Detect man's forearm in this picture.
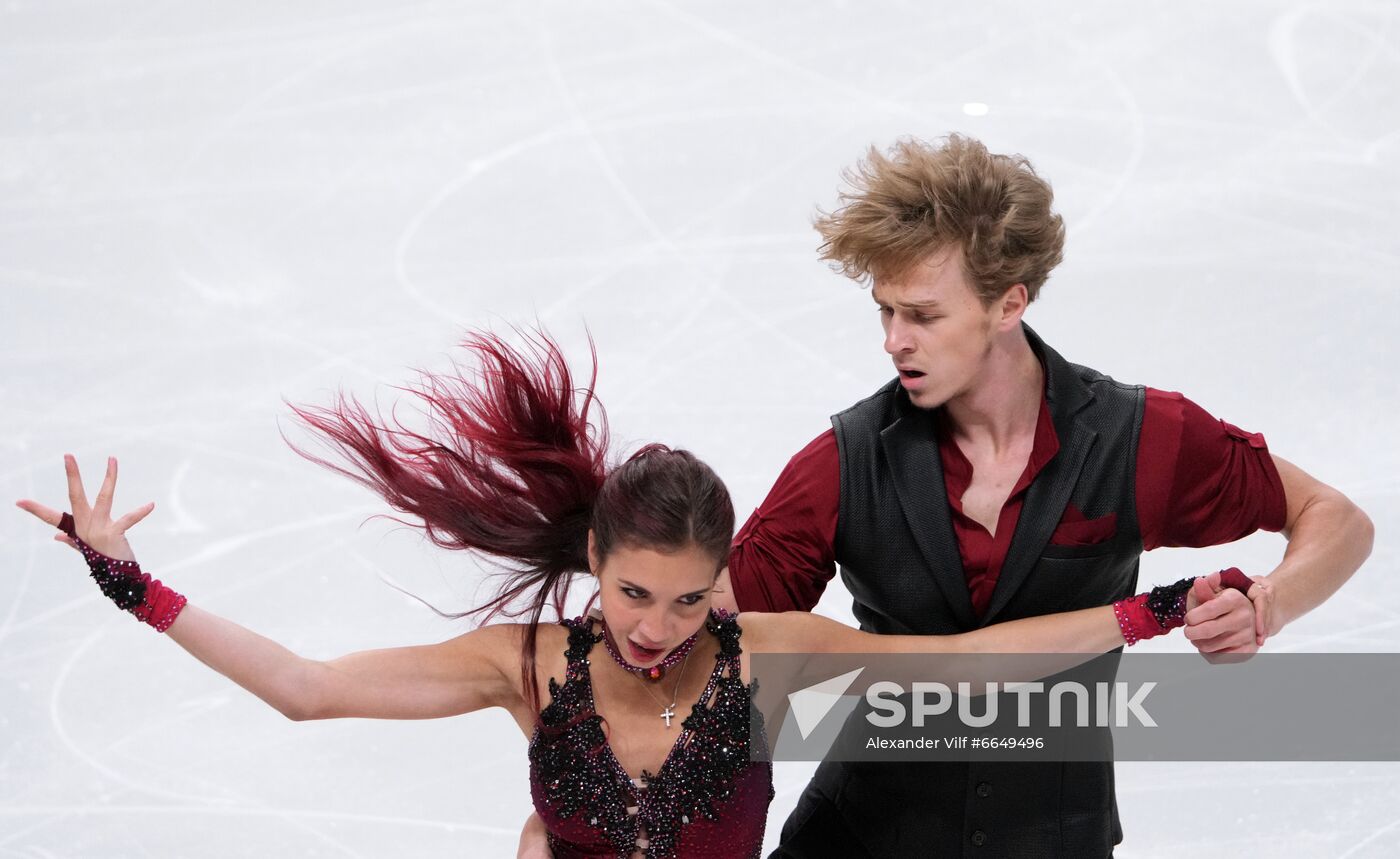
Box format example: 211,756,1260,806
1265,488,1374,635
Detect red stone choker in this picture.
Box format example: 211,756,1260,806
599,619,702,682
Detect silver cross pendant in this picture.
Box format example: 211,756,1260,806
660,705,675,728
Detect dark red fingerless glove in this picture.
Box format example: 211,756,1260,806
58,512,187,632
1113,568,1254,646
1217,567,1254,593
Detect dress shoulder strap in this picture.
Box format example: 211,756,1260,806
558,615,602,680
706,608,744,673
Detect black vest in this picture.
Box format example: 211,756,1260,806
815,324,1146,858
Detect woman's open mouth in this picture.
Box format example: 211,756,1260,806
628,640,664,662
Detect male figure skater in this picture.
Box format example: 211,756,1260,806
714,134,1374,857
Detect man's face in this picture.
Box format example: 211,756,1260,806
873,247,1001,410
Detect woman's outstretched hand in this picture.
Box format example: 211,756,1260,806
15,454,154,561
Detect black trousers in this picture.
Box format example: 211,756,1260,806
768,780,875,859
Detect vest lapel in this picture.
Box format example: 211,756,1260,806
981,325,1098,626
880,404,979,630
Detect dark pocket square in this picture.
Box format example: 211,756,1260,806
1049,512,1118,546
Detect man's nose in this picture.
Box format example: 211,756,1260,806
884,317,913,355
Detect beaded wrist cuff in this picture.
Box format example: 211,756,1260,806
1114,572,1255,646
1112,577,1193,646
1145,577,1194,630
1113,595,1164,646
58,512,187,632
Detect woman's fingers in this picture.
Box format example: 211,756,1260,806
18,458,149,557
16,499,80,551
63,454,91,521
92,456,117,519
14,498,64,528
113,502,155,533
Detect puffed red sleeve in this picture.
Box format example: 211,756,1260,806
1136,388,1288,551
727,429,840,613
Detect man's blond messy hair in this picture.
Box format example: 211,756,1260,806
815,134,1065,305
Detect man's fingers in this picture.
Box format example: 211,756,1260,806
1184,588,1240,625
14,499,64,528
1201,646,1257,664
92,456,117,519
1184,600,1252,644
1186,603,1257,652
1214,643,1259,655
1254,597,1269,646
1188,627,1256,653
63,454,91,519
113,502,155,533
1184,618,1226,642
1198,643,1265,663
1244,579,1274,646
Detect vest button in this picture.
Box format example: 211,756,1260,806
971,830,987,846
976,781,992,798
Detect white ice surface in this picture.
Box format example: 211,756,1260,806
2,1,1398,856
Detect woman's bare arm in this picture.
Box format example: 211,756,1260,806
16,455,527,724
739,570,1261,658
745,604,1129,657
165,604,525,721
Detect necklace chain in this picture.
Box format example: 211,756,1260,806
633,647,692,729
597,616,701,729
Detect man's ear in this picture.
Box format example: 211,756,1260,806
997,283,1030,331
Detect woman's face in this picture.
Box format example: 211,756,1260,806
592,538,718,667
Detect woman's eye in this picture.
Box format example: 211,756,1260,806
679,595,704,606
621,587,645,600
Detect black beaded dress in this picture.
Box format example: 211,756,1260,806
527,609,773,858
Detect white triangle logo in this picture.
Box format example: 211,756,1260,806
787,667,866,740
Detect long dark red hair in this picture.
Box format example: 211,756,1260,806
282,327,733,711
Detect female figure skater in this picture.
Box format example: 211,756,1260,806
16,329,1258,859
